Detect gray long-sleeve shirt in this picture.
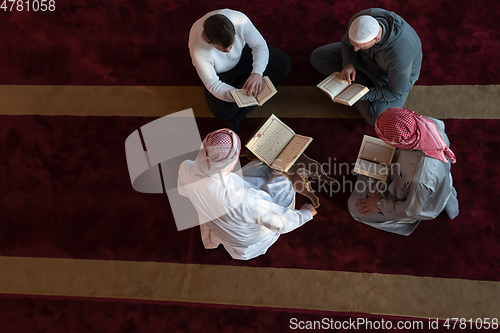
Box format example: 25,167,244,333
341,8,423,103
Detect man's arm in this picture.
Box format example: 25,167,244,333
340,28,367,84
240,13,269,76
191,55,237,102
379,179,438,220
240,12,269,96
247,196,315,234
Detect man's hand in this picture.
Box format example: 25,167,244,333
355,193,381,216
301,203,317,217
341,64,356,84
243,73,263,97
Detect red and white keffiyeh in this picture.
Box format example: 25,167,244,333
196,128,241,175
375,108,456,164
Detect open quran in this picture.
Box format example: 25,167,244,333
353,135,396,181
230,76,277,108
245,114,313,172
317,71,369,106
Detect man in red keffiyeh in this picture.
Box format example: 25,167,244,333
348,108,459,236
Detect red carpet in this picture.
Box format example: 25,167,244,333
1,116,499,281
1,0,499,330
0,0,499,86
0,294,489,333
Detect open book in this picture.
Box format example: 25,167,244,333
245,114,313,172
230,76,277,108
317,71,369,106
353,135,396,181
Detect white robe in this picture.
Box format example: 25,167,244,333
178,161,313,260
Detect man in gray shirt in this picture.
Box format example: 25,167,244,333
348,108,459,236
311,8,422,125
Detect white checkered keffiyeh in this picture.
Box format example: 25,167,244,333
196,128,241,175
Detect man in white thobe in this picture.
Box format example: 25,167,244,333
178,129,317,260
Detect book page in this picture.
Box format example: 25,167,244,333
360,141,394,165
271,135,313,172
246,115,296,166
255,76,277,105
334,84,369,105
317,72,349,99
354,158,389,181
230,89,259,108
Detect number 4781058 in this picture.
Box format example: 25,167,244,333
443,318,499,330
1,0,56,11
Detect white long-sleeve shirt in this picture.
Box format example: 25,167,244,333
178,161,313,260
188,9,269,102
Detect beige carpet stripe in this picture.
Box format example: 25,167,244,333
0,85,499,119
0,256,498,320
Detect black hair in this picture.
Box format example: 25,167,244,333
203,14,235,48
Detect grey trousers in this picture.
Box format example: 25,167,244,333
311,42,409,126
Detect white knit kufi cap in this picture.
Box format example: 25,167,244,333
348,15,379,43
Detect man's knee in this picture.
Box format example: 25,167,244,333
369,97,407,124
213,109,237,121
354,100,377,126
269,47,291,67
310,47,333,72
311,44,343,71
359,101,395,126
270,46,291,64
310,47,323,68
275,51,292,76
206,100,238,121
366,111,378,126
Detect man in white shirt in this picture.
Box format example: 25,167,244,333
189,9,292,133
178,129,316,260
